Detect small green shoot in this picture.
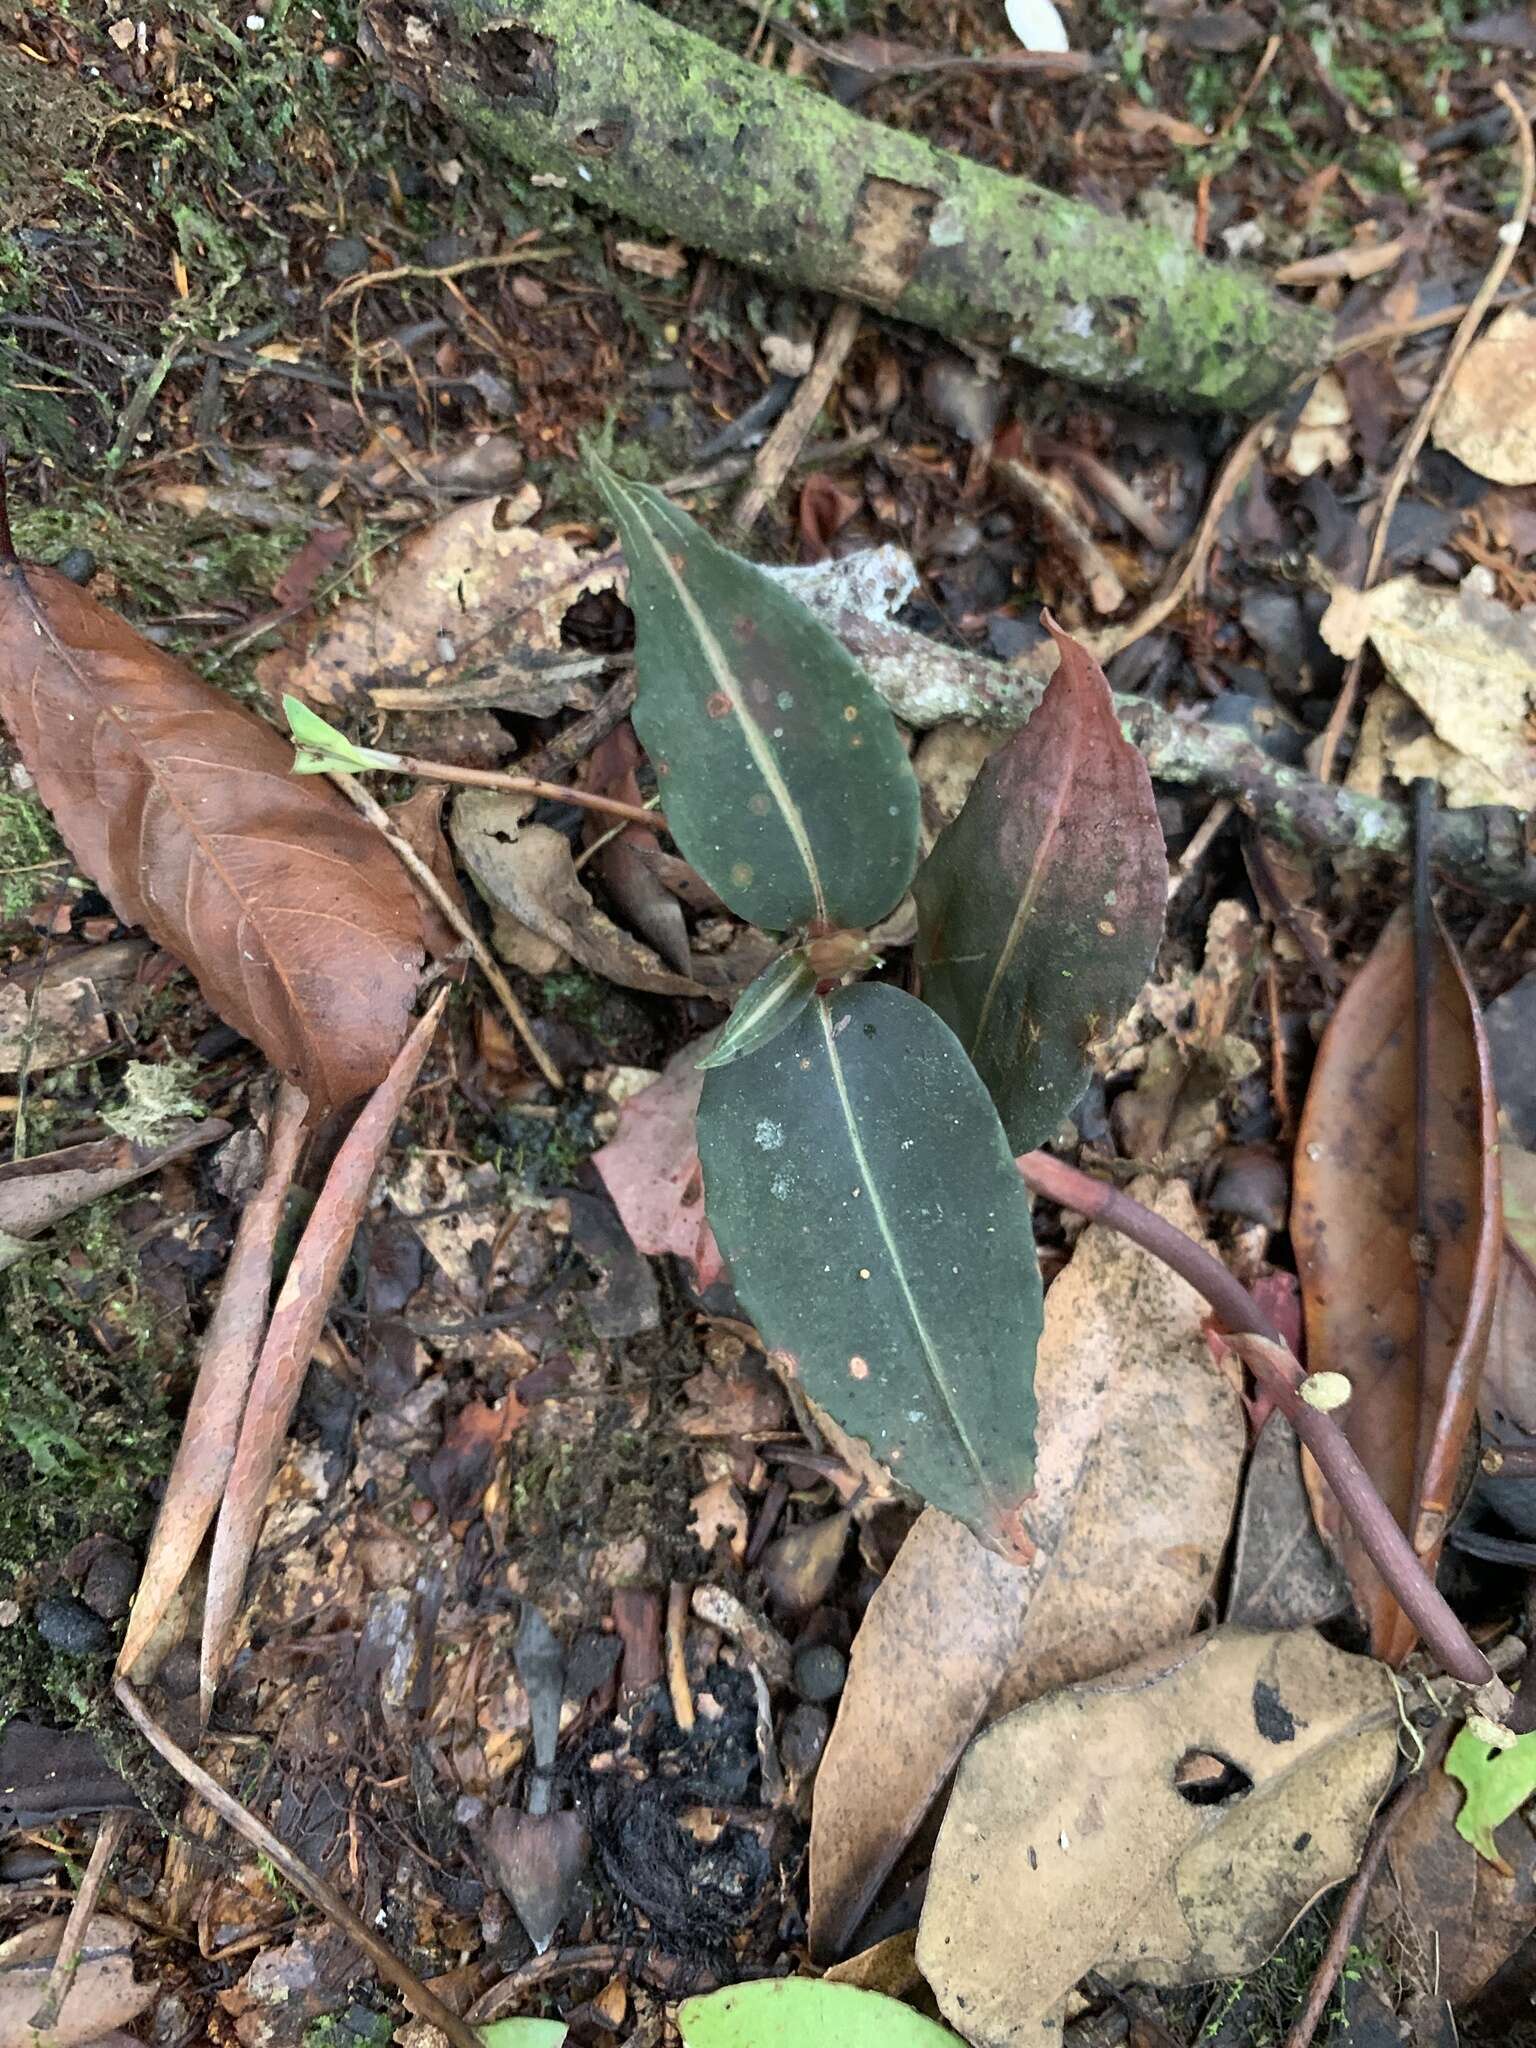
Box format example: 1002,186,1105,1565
282,695,399,777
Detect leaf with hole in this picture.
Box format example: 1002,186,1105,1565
913,618,1164,1150
697,981,1041,1557
1446,1724,1536,1869
696,951,818,1071
0,553,424,1110
591,461,920,932
679,1978,960,2047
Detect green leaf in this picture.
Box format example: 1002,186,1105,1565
913,620,1164,1151
282,694,398,776
1447,1723,1536,1867
698,982,1041,1558
478,2021,567,2047
590,461,920,933
696,951,818,1072
679,1978,961,2047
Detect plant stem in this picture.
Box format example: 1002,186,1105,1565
393,752,665,831
1017,1150,1496,1691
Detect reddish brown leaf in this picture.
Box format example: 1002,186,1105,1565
117,1084,309,1683
199,996,445,1711
592,1038,724,1291
386,784,470,962
0,554,425,1111
798,473,862,563
1291,907,1500,1664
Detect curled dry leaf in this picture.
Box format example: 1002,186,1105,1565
809,1180,1243,1958
286,486,619,711
0,555,425,1112
1432,305,1536,486
1291,906,1500,1664
593,1037,725,1292
917,1629,1398,2048
1319,569,1536,810
200,995,446,1710
0,1912,153,2048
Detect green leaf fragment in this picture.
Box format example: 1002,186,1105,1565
696,951,818,1072
1447,1722,1536,1867
913,620,1164,1152
679,1977,962,2046
589,459,920,933
478,2023,567,2048
282,694,398,776
698,982,1041,1558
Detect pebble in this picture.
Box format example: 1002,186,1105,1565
36,1593,112,1657
321,236,370,280
155,1642,201,1700
780,1702,831,1779
793,1642,848,1703
53,547,97,586
82,1542,138,1621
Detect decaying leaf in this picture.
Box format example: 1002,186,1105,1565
0,554,425,1111
917,1629,1398,2048
286,486,618,710
1319,568,1536,809
913,619,1163,1150
809,1180,1243,1958
200,995,445,1709
699,983,1042,1559
593,1038,725,1292
592,463,920,934
679,1979,961,2047
0,973,110,1074
0,1912,154,2048
1291,907,1500,1663
450,789,718,997
1283,370,1354,477
1226,1415,1351,1633
0,1118,228,1273
1432,305,1536,486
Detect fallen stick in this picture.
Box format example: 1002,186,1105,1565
776,549,1536,902
360,0,1330,412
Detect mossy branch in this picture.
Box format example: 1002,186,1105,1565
360,0,1331,413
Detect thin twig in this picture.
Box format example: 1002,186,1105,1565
733,300,863,532
994,456,1126,613
369,652,620,713
114,1679,484,2048
520,671,638,782
329,772,563,1090
391,752,665,831
1016,1151,1499,1694
28,1810,135,2032
1411,779,1438,1526
323,234,562,306
666,1580,696,1734
1316,83,1536,781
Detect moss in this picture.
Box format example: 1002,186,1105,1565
0,1202,177,1726
0,789,69,924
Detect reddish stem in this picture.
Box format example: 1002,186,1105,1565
394,752,664,831
1017,1150,1495,1690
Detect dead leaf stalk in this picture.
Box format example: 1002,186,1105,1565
1017,1151,1499,1694
733,300,864,532
27,1809,135,2033
330,772,563,1090
113,1678,484,2048
1316,82,1536,782
665,1579,696,1734
389,751,665,831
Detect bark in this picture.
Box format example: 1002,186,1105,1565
360,0,1331,413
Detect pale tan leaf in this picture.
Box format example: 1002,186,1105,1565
808,1181,1244,1957
0,1913,153,2048
1433,305,1536,486
1273,233,1409,286
1282,370,1352,477
1319,569,1536,808
917,1630,1397,2048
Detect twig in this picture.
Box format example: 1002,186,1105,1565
667,424,882,497
1316,83,1536,781
28,1810,135,2032
389,751,665,831
468,1944,626,2023
1016,1150,1499,1695
733,300,863,532
323,234,561,305
666,1580,696,1734
994,456,1126,614
329,772,563,1090
114,1679,484,2048
369,652,619,713
1482,1443,1536,1478
1411,780,1437,1517
520,671,638,781
1280,1721,1454,2048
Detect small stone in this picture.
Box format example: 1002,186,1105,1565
82,1542,138,1621
780,1702,831,1779
155,1642,201,1699
793,1642,848,1703
36,1593,112,1657
321,236,370,281
54,547,97,586
421,233,472,269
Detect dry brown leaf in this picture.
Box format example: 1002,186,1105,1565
0,557,424,1111
1320,569,1536,809
1273,234,1409,286
200,996,445,1709
808,1181,1244,1958
690,1477,749,1561
286,488,618,709
593,1037,724,1292
917,1629,1398,2048
0,1912,154,2048
1433,305,1536,486
386,784,471,961
1292,907,1500,1663
451,789,712,997
1116,102,1211,147
0,1118,227,1271
614,239,688,279
1226,1415,1351,1632
1283,370,1353,477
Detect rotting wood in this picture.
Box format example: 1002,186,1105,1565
359,0,1331,413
